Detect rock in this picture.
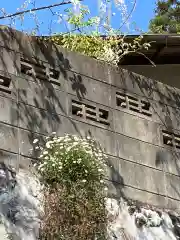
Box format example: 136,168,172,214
0,163,42,240
106,198,178,240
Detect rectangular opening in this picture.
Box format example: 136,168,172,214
86,104,96,121
141,100,152,116
99,108,109,126
21,58,47,80
72,99,110,126
50,68,59,80
49,69,60,86
162,130,180,149
128,95,139,113
116,92,126,108
21,59,33,76
33,63,47,80
72,100,83,117
162,130,173,147
0,75,11,94
174,134,180,149
21,58,61,86
116,91,152,117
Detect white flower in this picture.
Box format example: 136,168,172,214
45,156,49,160
86,150,93,155
43,151,48,155
82,179,87,183
66,146,73,152
33,139,39,144
38,165,42,170
35,146,39,150
73,161,77,164
100,180,104,183
74,136,79,141
72,142,78,147
104,187,108,191
46,141,52,148
98,168,103,172
58,136,64,140
98,152,103,157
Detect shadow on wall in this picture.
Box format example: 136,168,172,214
0,27,137,204
125,70,180,207
69,73,87,100
85,129,126,201
0,29,89,160
1,28,180,205
0,28,87,163
126,71,180,175
106,157,126,201
0,28,123,198
0,27,20,76
128,71,180,131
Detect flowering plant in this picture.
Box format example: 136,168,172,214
44,0,152,66
33,133,108,239
34,133,107,187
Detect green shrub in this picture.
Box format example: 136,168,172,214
33,134,108,240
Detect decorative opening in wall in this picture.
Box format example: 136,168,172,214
0,75,11,94
72,99,110,126
162,130,180,149
20,58,60,86
116,92,152,117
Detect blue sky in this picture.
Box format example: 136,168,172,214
0,0,157,35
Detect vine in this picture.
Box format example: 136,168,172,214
44,0,152,66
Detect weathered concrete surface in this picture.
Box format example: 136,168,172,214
0,224,8,240
106,198,179,240
0,163,42,240
0,27,179,214
123,64,180,90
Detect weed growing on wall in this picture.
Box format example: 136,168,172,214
33,133,108,240
43,1,152,66
0,0,152,66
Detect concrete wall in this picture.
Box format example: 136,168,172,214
123,64,180,90
0,27,180,212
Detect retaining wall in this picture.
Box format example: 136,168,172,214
0,27,180,212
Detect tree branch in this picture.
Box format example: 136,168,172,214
119,0,137,30
0,0,76,20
